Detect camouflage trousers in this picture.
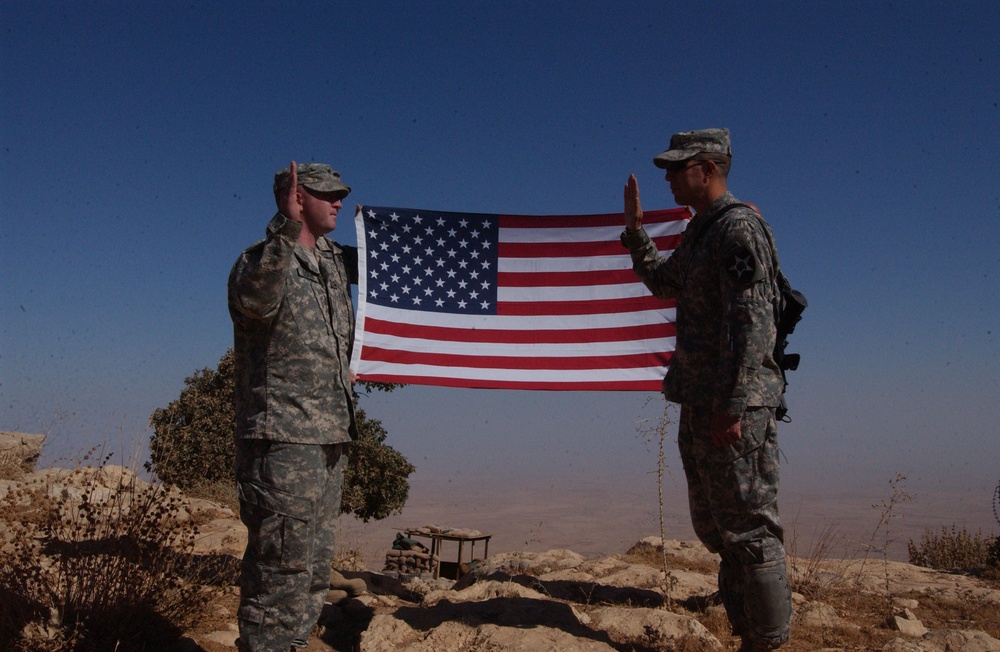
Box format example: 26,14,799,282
235,440,349,652
677,405,791,647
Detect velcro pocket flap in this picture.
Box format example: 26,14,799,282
238,480,313,521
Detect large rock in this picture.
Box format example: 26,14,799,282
359,598,620,652
588,605,724,651
882,628,1000,651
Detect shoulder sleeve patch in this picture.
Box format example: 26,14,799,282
723,244,765,286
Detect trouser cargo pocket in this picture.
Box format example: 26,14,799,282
238,479,315,570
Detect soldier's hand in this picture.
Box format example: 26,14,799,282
624,174,643,232
710,413,741,448
280,160,303,223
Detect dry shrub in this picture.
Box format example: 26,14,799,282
0,458,236,651
907,525,998,571
788,524,857,601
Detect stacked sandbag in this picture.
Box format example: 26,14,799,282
383,532,439,578
326,569,367,605
383,548,439,575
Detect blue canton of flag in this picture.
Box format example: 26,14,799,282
363,207,500,315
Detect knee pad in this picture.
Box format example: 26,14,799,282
743,558,791,645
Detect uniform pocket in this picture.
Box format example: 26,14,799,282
296,267,323,284
238,479,314,570
709,408,767,465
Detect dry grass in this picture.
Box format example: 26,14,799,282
787,591,896,651
913,592,1000,639
626,499,1000,651
629,544,1000,652
786,524,872,608
0,449,27,481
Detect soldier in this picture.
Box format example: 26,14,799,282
228,161,358,651
622,129,792,651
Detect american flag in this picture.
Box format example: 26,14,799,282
351,205,690,391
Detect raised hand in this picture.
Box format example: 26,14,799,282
624,174,643,231
280,160,303,223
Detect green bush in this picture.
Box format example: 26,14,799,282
907,525,998,570
147,350,414,522
342,400,414,522
148,351,236,489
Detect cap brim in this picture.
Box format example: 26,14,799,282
303,180,351,198
653,148,700,168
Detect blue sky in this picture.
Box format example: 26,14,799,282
2,2,998,531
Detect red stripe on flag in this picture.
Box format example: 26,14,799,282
363,317,675,344
355,373,665,391
498,269,638,287
650,235,684,251
500,208,688,229
498,240,619,258
360,346,671,371
499,234,682,258
497,295,667,316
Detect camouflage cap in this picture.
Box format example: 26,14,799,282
653,128,732,168
273,163,351,199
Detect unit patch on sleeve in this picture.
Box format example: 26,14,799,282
724,245,764,286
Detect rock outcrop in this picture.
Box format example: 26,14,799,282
2,459,999,651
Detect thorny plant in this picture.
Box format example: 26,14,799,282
636,400,680,603
0,451,236,651
854,473,911,614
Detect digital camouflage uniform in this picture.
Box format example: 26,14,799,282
228,164,358,651
622,130,792,649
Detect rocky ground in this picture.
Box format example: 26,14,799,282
181,540,1000,652
2,431,999,651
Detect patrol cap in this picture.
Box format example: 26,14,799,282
273,163,351,199
653,128,732,168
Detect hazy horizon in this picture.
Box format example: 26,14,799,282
25,402,998,567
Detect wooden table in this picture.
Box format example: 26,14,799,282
405,529,492,580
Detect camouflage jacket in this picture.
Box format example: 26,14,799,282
621,193,784,417
228,213,358,444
